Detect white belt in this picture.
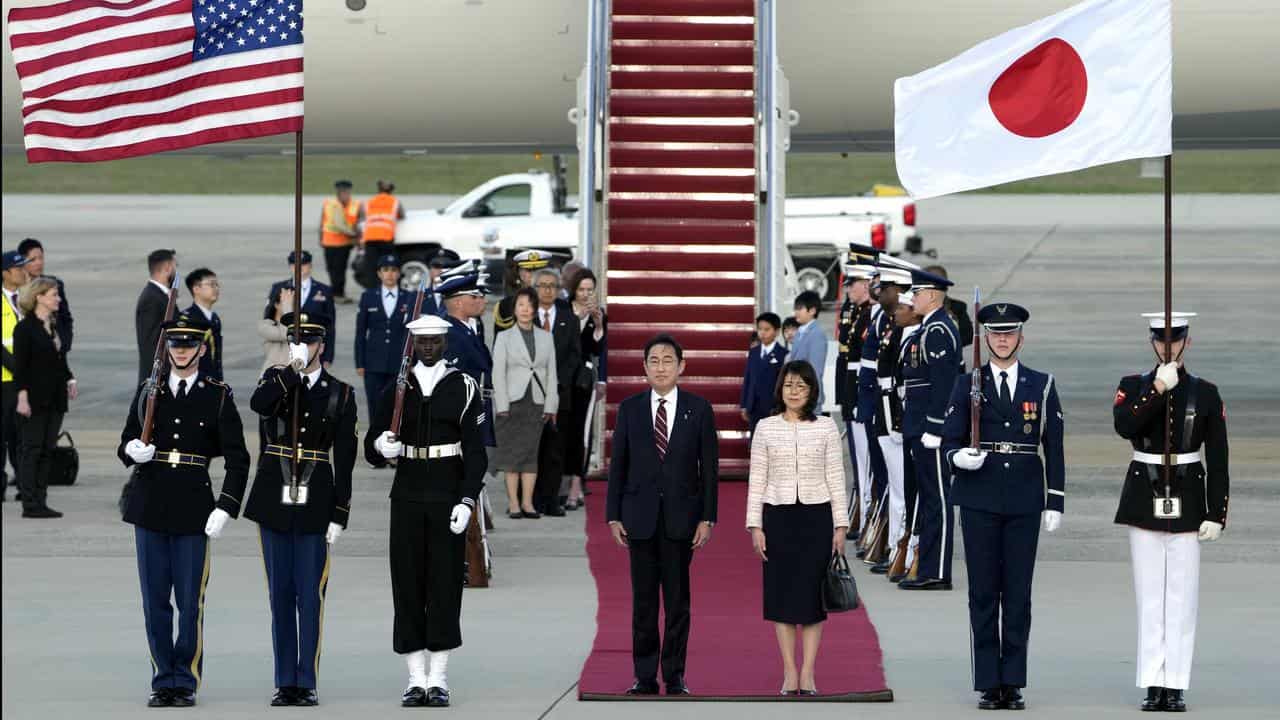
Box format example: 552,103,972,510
847,361,858,370
878,378,893,389
1132,450,1203,466
860,359,877,371
402,442,463,459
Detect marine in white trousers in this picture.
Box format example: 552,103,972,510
878,434,907,548
851,421,873,529
1129,528,1199,690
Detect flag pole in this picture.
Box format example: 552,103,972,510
1162,153,1172,499
288,130,304,502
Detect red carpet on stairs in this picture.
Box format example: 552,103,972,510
578,481,894,702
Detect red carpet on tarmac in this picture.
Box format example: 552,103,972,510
577,481,894,702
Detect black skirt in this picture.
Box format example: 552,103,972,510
762,502,834,625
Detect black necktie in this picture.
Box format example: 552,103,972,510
176,379,187,400
999,371,1011,407
303,376,312,391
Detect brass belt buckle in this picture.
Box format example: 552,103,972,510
996,442,1014,454
166,450,181,466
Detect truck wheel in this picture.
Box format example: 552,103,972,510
794,260,831,302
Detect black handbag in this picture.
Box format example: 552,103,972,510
823,553,860,612
46,431,79,486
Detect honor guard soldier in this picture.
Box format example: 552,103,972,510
355,254,418,421
493,250,550,334
885,291,923,582
836,261,877,530
366,314,488,708
1113,312,1227,713
868,277,914,574
118,315,250,708
899,267,961,590
439,262,497,448
943,303,1064,710
244,313,357,707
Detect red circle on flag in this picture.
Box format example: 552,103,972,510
988,38,1088,138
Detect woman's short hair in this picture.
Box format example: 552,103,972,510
18,276,58,314
772,360,821,420
512,286,538,314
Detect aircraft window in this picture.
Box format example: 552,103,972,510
471,184,532,217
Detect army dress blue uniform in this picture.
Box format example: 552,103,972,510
891,318,922,565
118,319,250,705
900,269,962,588
244,315,357,704
942,303,1064,701
355,262,418,421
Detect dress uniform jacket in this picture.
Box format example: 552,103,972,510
119,376,251,535
874,323,906,437
355,288,417,375
902,308,962,440
268,279,337,365
835,296,855,413
943,364,1065,515
443,315,496,447
840,302,872,422
856,306,889,425
182,304,223,380
245,366,357,534
1113,366,1228,533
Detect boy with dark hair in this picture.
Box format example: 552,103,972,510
183,268,223,380
740,312,787,436
789,291,829,408
781,317,800,346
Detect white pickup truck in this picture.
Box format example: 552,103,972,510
390,169,920,301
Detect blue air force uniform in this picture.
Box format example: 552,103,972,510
740,341,787,435
856,303,892,524
437,265,497,448
269,252,337,366
118,317,250,702
355,257,418,421
900,269,962,587
245,313,358,699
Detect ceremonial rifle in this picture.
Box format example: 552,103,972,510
970,287,982,449
138,273,181,444
388,273,432,439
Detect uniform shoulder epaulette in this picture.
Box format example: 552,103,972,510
492,302,514,329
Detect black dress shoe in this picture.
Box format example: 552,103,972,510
402,686,428,707
521,510,542,519
147,690,173,708
1165,689,1186,712
508,510,523,520
1140,686,1167,711
1003,686,1025,710
544,505,566,517
887,570,908,583
22,506,62,519
869,559,891,574
295,688,318,706
854,546,867,559
426,686,450,707
977,689,1003,710
898,577,953,591
271,687,296,706
666,679,691,695
169,689,195,707
796,689,818,696
625,680,660,695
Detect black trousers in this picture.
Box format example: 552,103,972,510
18,409,61,511
628,509,694,684
322,245,352,299
363,371,395,426
960,508,1040,690
358,241,393,289
1,382,18,490
910,439,954,581
389,500,466,653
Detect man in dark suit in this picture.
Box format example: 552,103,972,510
268,251,337,369
355,254,418,421
135,248,177,385
740,312,787,436
533,268,582,516
606,333,719,697
17,238,73,353
182,268,223,380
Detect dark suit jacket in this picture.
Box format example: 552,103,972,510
739,343,787,421
182,304,223,380
542,298,584,390
268,278,337,364
354,287,417,374
607,388,719,541
135,281,171,384
12,315,73,412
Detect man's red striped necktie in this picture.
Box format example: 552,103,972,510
654,398,668,462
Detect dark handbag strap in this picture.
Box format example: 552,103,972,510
56,430,74,449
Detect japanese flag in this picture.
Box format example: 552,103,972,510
894,0,1171,200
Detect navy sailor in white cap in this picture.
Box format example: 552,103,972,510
364,313,488,708
1113,312,1228,713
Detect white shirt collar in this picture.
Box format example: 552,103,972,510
381,285,398,296
923,306,944,324
149,279,169,294
302,367,323,388
539,304,556,324
650,387,678,438
168,370,198,396
412,360,449,397
299,277,312,299
990,360,1020,390
760,341,777,357
194,302,215,321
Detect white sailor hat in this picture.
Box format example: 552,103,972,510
842,263,878,282
1142,311,1196,340
899,290,915,306
876,267,913,286
406,315,452,336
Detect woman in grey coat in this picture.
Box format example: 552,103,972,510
492,287,558,518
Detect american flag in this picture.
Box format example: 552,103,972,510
8,0,304,163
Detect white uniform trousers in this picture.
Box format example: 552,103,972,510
878,435,907,547
1129,527,1200,690
851,421,873,529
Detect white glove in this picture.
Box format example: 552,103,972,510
375,431,403,459
125,439,156,464
326,522,343,545
288,342,309,371
1197,520,1222,542
888,430,903,445
1155,362,1179,392
921,433,942,450
1043,509,1062,533
205,508,231,539
953,448,988,471
449,504,473,535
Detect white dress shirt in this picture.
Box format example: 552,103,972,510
301,366,323,388
538,304,557,331
413,360,449,397
149,279,169,294
760,341,777,358
299,277,313,304
990,360,1020,400
168,370,199,396
381,287,399,317
649,387,678,442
